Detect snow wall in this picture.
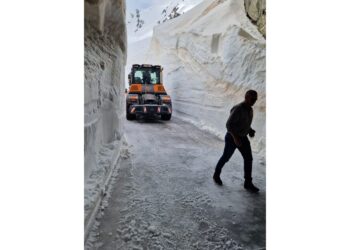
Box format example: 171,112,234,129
147,0,266,162
84,0,126,233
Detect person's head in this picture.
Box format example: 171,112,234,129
143,71,151,83
244,90,258,106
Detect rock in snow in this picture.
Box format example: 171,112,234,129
244,0,266,37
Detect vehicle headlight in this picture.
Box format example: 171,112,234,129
127,94,139,103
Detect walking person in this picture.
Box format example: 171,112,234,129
213,90,260,193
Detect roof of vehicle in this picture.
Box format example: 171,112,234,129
132,64,161,69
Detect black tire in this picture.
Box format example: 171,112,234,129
161,114,171,121
126,112,136,120
126,104,136,120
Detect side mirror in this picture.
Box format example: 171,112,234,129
125,88,128,94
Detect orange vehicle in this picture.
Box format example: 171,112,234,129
126,64,172,121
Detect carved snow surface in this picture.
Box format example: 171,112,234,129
147,0,266,161
84,0,127,231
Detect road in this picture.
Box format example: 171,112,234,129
87,116,265,250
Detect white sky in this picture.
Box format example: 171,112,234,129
126,0,164,12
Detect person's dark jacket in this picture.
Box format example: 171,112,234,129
226,102,253,137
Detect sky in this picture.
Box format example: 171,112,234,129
126,0,163,12
126,0,200,13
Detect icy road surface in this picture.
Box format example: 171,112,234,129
88,117,265,250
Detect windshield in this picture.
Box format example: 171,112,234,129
132,68,160,84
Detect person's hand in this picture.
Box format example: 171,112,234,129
249,129,255,138
229,132,242,147
233,136,242,147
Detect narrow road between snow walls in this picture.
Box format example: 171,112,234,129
86,116,265,250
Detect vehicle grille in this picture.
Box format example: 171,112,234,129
143,100,158,105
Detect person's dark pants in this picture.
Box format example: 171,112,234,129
214,132,253,181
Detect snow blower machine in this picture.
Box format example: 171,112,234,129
126,64,172,121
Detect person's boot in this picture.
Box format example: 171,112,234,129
244,180,259,193
213,172,223,186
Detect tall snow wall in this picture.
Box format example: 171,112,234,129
147,0,266,161
84,0,126,232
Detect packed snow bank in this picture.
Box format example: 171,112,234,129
125,0,203,84
147,0,266,161
84,0,126,235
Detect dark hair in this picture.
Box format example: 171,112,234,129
245,90,258,98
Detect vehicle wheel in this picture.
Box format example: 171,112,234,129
126,112,136,120
161,114,171,121
126,103,136,120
